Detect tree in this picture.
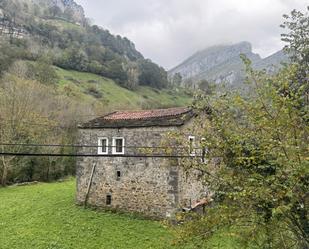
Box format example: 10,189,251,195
176,57,309,248
176,8,309,246
170,73,182,86
281,7,309,106
138,59,168,89
0,75,51,185
48,5,62,18
32,56,59,85
198,79,213,95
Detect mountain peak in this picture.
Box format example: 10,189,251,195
169,41,287,87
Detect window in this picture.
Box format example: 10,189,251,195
112,137,125,154
201,137,208,163
106,194,112,205
188,136,195,156
116,170,121,180
98,137,108,155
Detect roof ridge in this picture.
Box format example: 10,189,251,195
103,107,191,121
113,106,190,114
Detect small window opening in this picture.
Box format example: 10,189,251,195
188,136,195,156
201,138,207,163
106,194,112,205
116,170,121,180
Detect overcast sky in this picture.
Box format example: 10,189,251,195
75,0,308,69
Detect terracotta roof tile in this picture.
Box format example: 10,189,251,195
104,107,191,120
80,107,194,128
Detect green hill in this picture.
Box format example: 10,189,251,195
56,67,192,111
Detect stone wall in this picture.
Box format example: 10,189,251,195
76,125,207,218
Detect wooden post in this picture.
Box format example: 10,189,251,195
84,162,97,208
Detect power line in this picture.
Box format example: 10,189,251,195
0,120,73,129
0,142,195,150
0,152,199,158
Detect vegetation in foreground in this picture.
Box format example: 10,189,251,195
0,179,246,249
176,8,308,249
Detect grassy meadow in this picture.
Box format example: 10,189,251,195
0,179,245,249
56,67,192,111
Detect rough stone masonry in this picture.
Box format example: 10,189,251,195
76,107,208,218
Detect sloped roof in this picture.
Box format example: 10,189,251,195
79,107,195,128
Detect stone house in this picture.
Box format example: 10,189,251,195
76,107,209,218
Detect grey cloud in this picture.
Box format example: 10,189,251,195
75,0,308,69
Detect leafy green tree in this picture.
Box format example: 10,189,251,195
281,7,309,106
177,58,308,249
32,56,59,85
138,59,168,89
176,8,309,248
198,79,213,95
60,47,88,72
48,5,62,18
170,73,182,86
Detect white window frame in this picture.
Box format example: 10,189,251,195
98,137,109,155
112,137,125,155
188,135,196,156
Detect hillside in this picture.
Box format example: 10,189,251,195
169,41,289,88
0,0,193,187
0,0,168,90
56,66,192,111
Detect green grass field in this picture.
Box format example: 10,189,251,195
0,179,174,249
56,67,192,111
0,179,244,249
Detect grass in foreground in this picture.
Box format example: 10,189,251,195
0,179,245,249
0,179,173,249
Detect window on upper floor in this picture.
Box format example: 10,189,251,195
112,137,125,154
98,137,108,155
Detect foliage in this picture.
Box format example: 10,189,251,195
56,66,192,111
177,60,309,248
0,39,30,75
281,7,309,110
138,59,168,89
30,56,59,85
281,7,309,69
175,8,309,248
198,79,214,95
0,0,169,89
170,72,183,86
0,71,95,185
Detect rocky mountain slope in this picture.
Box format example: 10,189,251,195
33,0,86,23
169,42,288,88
